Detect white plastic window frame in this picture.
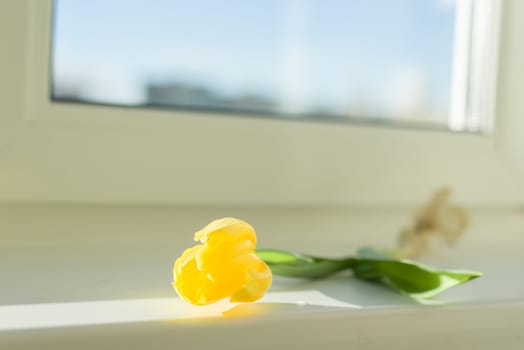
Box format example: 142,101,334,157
0,0,523,208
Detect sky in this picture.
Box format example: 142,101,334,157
52,0,456,122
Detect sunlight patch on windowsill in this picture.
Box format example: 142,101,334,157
0,290,359,332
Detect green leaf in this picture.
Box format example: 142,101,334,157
353,247,482,299
256,249,354,279
256,247,482,299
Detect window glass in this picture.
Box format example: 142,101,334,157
52,0,457,128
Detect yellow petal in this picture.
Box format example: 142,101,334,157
194,242,245,298
230,253,272,303
194,217,256,246
173,245,201,277
173,245,229,305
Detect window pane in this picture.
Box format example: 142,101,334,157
52,0,457,128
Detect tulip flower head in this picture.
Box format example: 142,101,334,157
173,218,272,305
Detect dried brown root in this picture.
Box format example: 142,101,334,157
397,187,469,259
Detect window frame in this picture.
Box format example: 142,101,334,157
0,0,523,207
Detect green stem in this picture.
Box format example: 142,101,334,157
256,248,356,279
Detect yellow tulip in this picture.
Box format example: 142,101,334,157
173,218,272,305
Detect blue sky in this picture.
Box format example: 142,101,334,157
53,0,456,121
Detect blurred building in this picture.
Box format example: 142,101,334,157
145,81,276,114
146,82,221,108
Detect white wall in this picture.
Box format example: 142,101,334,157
0,0,523,208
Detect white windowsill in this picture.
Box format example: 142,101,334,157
1,204,523,348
